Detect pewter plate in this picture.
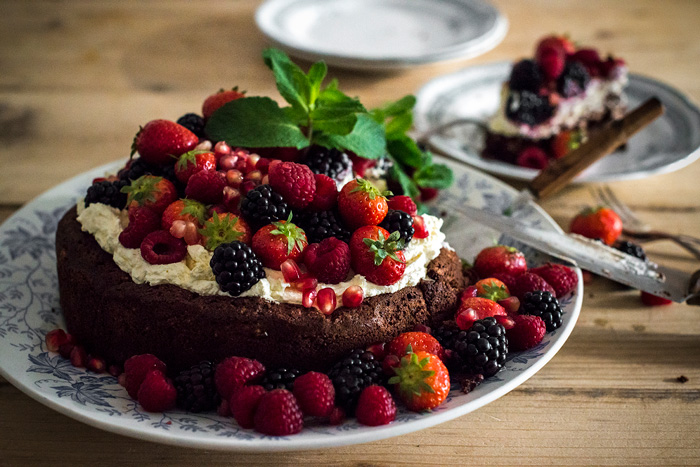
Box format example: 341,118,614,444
255,0,508,70
414,62,700,182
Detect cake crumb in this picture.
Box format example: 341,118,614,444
677,375,689,383
459,374,484,394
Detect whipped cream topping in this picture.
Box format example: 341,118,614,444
488,66,628,140
76,202,447,305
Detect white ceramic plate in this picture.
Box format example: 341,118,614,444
0,157,581,451
255,0,508,70
414,62,700,182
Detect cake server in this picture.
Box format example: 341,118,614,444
442,201,700,305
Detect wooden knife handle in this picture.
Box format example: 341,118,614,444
529,97,665,200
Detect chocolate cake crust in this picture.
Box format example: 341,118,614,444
56,207,464,371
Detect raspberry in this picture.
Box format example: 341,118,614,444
355,385,396,426
253,389,304,436
119,206,161,249
303,237,351,284
137,370,177,412
529,263,578,297
571,48,602,77
268,161,316,209
386,195,418,216
230,385,267,429
510,272,556,301
308,173,338,211
507,314,546,351
292,371,335,417
516,146,549,169
140,230,187,265
185,169,226,204
215,356,265,400
329,406,346,425
536,44,565,80
123,354,167,399
491,272,517,292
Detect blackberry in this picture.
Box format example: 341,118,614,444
327,348,385,414
521,290,562,332
509,59,543,92
84,179,128,209
210,241,265,296
615,240,647,261
118,157,159,181
174,361,219,412
505,90,555,126
240,184,290,229
557,61,590,98
176,113,206,138
260,367,301,391
452,317,508,377
379,209,414,246
294,209,351,243
302,145,352,182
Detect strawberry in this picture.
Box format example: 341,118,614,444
199,212,252,250
349,225,406,286
303,237,351,284
387,332,445,361
292,371,335,417
121,175,177,214
507,314,547,351
640,291,673,306
571,48,602,77
338,178,390,229
510,272,556,301
119,205,161,249
551,130,583,159
474,278,510,301
161,199,207,231
123,354,167,399
387,195,418,216
230,385,267,429
307,173,338,211
473,245,528,278
389,350,450,412
131,119,199,166
185,169,227,204
355,385,396,426
215,356,265,400
456,297,506,330
253,389,304,436
251,214,308,270
536,35,576,57
528,263,578,297
202,87,246,120
174,150,216,184
536,43,565,80
137,370,177,412
569,206,623,245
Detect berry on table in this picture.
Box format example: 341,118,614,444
303,237,351,284
119,205,161,249
210,241,266,296
474,278,510,301
174,361,219,413
615,240,647,261
640,291,673,306
137,370,177,412
174,150,216,184
521,290,563,332
386,195,418,216
214,356,265,400
302,146,352,183
307,173,338,211
292,371,335,417
454,317,508,377
456,297,506,330
253,389,304,436
388,350,450,412
355,385,396,426
570,206,623,246
121,175,178,214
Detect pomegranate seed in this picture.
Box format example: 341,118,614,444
241,180,257,195
342,285,364,308
317,287,337,315
460,286,478,300
498,296,521,314
247,154,260,171
261,175,269,185
245,170,262,182
291,276,318,292
302,288,317,308
225,169,244,186
280,259,303,283
195,140,213,151
219,155,239,171
366,342,386,359
87,356,107,373
413,323,432,334
70,345,88,368
45,329,69,352
329,407,346,425
108,364,123,377
214,141,231,157
183,221,201,245
169,220,187,239
223,186,242,211
117,372,127,387
456,308,478,330
256,157,271,173
235,158,249,172
495,315,516,330
382,354,401,376
412,215,429,239
58,341,76,359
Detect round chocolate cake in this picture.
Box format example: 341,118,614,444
56,207,465,372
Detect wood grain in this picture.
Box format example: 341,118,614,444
1,0,700,465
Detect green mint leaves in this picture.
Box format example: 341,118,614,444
205,48,385,159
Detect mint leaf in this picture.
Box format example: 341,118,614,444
385,112,413,139
311,88,366,135
307,61,327,104
379,95,416,117
205,96,309,149
413,163,454,189
314,114,386,159
390,163,420,198
262,48,312,118
387,135,424,168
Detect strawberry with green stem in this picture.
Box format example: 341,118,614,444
200,213,252,250
338,178,391,229
121,175,177,214
174,150,217,184
389,349,450,412
131,119,199,166
349,225,405,286
251,213,308,269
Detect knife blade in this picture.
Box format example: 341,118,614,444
444,201,700,305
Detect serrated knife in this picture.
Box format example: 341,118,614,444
444,202,700,305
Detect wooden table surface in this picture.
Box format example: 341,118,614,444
2,0,700,464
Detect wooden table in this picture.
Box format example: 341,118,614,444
2,1,699,464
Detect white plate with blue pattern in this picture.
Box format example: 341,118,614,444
414,62,700,182
0,157,582,451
